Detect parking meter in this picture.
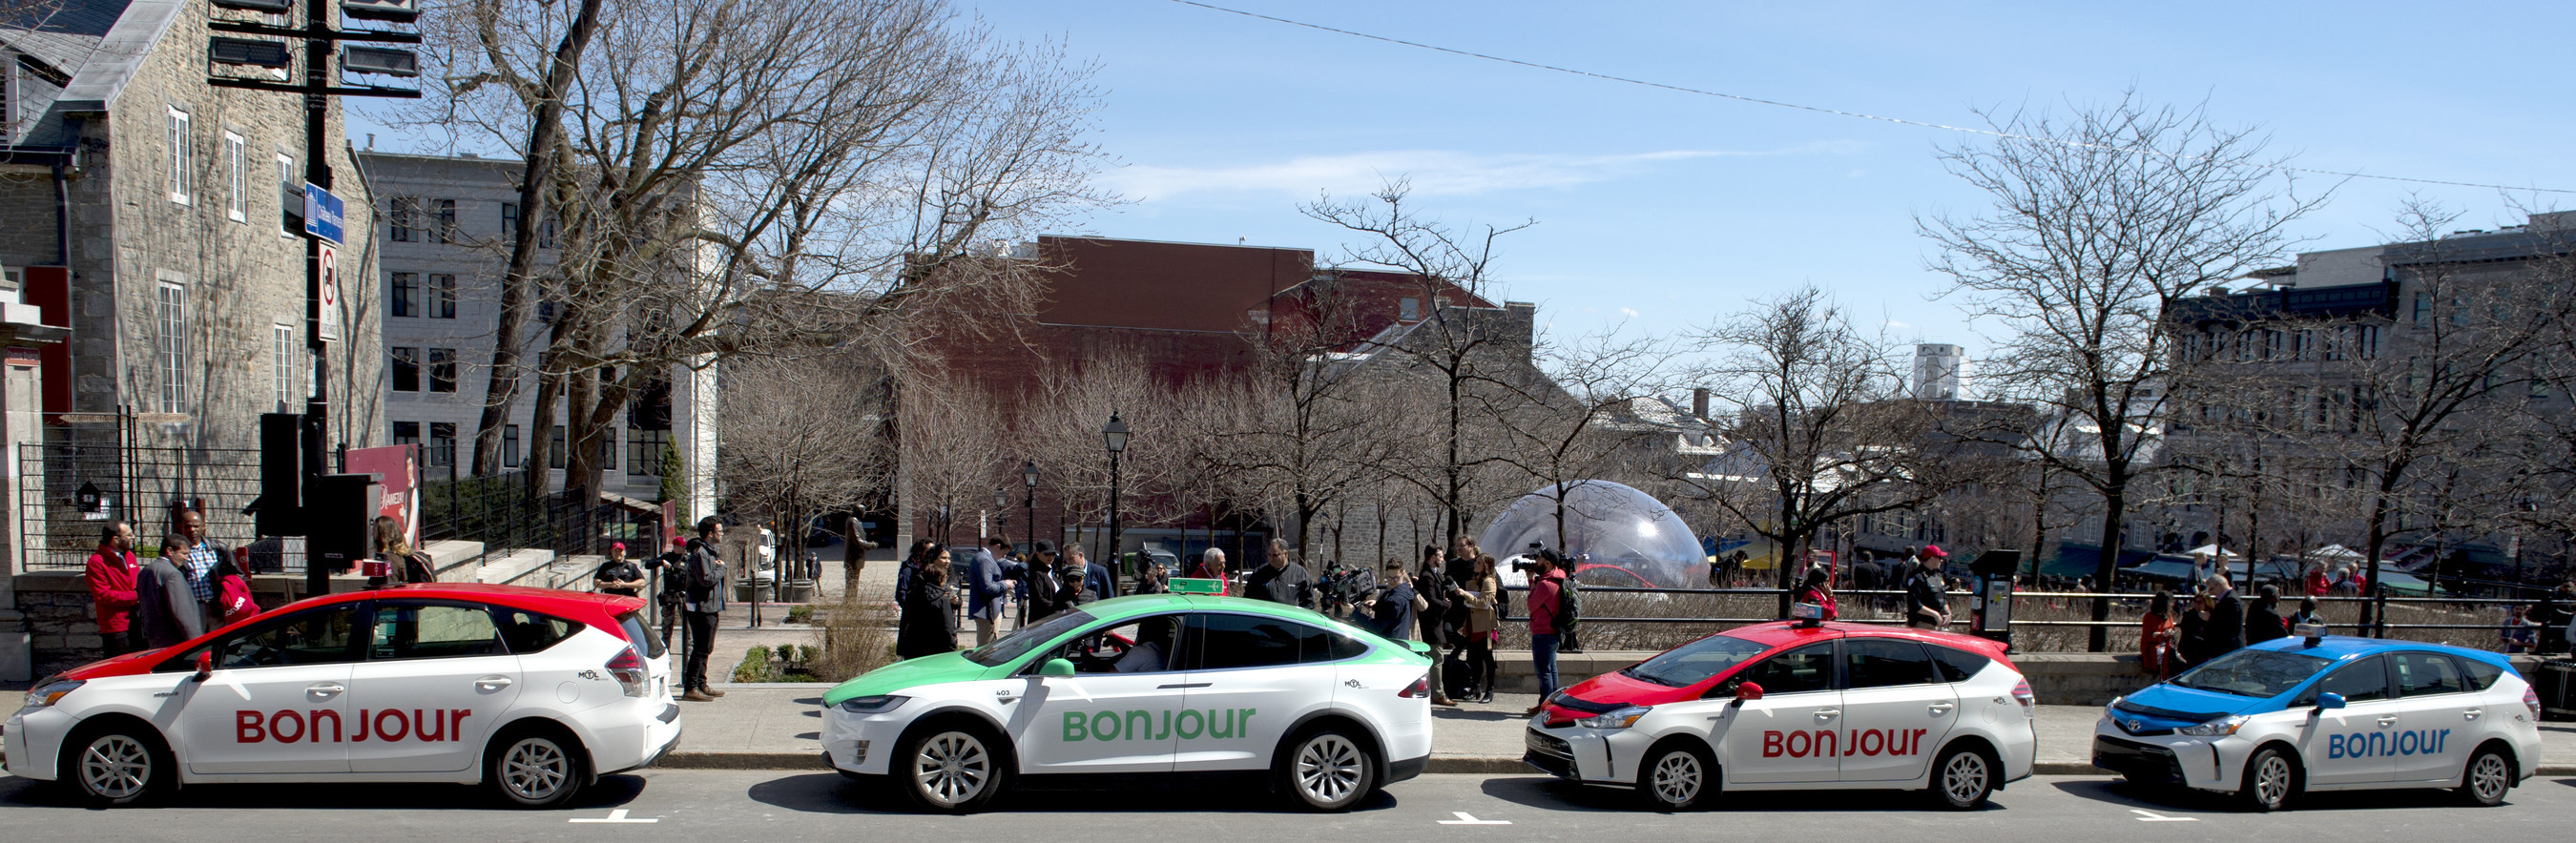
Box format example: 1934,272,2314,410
1966,549,2022,648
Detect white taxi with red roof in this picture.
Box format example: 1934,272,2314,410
5,584,680,808
1524,615,2037,811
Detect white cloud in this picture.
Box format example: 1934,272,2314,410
1885,319,1913,329
1619,307,1641,319
1105,143,1859,201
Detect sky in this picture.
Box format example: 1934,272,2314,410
350,1,2576,395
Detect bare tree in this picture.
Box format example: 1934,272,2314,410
1920,94,2328,650
1493,327,1672,554
1017,349,1188,563
897,368,1009,546
418,0,1105,505
1303,182,1534,544
717,354,888,570
1677,285,1937,614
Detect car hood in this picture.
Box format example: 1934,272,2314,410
1541,666,1697,725
821,651,995,707
2116,682,2271,727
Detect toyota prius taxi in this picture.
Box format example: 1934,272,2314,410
2092,627,2542,812
1523,611,2038,812
5,584,680,808
821,592,1433,813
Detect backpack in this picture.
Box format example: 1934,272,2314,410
1554,575,1581,626
1442,648,1477,700
218,574,259,625
403,550,437,584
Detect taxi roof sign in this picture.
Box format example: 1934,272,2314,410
1169,577,1223,595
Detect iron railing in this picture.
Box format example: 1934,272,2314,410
16,442,270,572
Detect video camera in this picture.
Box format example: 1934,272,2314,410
1509,542,1551,573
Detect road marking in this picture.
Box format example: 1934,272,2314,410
1437,812,1511,825
569,810,658,824
2129,809,2197,822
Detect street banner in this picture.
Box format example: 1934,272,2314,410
344,443,419,550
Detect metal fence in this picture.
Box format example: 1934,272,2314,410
416,466,663,558
1492,585,2545,653
15,442,268,571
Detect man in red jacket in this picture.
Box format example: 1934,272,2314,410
1523,550,1568,715
85,521,140,657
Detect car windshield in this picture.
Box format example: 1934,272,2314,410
963,609,1097,667
1621,633,1774,688
2170,648,2333,698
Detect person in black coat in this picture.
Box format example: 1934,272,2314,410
1245,541,1315,608
897,545,959,660
1358,560,1416,641
2202,575,2247,656
1411,548,1457,706
2244,584,2289,645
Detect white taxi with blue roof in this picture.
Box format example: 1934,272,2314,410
2092,626,2542,811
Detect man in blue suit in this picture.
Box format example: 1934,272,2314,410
967,537,1013,645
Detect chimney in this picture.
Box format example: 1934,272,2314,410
1692,387,1710,420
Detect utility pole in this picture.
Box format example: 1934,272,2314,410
210,0,419,596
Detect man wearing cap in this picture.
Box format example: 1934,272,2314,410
594,541,647,598
1905,545,1952,627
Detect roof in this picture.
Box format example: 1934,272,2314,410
1078,592,1344,625
290,582,649,620
1719,619,2011,659
2,0,182,146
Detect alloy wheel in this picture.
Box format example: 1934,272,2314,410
912,731,991,807
79,734,152,800
1295,734,1364,805
1651,751,1703,806
1942,750,1989,806
2253,753,2292,808
2471,753,2509,803
501,737,571,802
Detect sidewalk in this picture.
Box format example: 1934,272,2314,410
661,685,2576,776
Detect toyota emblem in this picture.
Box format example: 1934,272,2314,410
2125,720,2144,732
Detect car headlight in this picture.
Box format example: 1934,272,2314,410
24,677,83,709
2175,715,2250,737
836,694,908,714
2102,695,2122,724
1577,704,1651,730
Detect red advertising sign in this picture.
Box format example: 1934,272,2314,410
343,443,419,550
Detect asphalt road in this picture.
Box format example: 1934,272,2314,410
3,770,2572,841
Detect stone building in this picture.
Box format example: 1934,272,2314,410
1,0,387,676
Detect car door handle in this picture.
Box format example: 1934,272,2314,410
1157,683,1212,689
1813,709,1840,721
2462,708,2483,721
1928,702,1956,715
306,683,344,699
2377,715,2399,727
475,675,514,691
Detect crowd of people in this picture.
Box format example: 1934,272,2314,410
82,510,259,657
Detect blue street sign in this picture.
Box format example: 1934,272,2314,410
303,183,344,245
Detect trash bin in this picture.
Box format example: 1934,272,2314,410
2541,660,2576,722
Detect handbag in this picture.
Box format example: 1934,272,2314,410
218,574,259,625
1410,590,1430,613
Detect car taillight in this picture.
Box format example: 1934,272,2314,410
2011,679,2035,716
1399,674,1429,699
2526,687,2542,720
607,647,649,698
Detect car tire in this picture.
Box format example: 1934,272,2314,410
2457,744,2514,807
1634,740,1716,812
2234,746,2298,812
1278,727,1378,812
486,726,591,810
59,722,174,807
895,722,1008,813
1929,743,1996,810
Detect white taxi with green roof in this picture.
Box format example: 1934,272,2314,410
820,587,1434,812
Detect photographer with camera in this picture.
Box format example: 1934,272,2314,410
1522,548,1570,715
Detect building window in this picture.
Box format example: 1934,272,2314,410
548,425,567,469
278,153,300,236
433,198,455,244
166,106,190,204
389,272,416,318
501,201,518,238
502,423,521,468
273,324,296,407
627,429,670,476
389,346,420,392
156,280,188,413
2357,324,2380,360
429,274,456,319
428,422,456,466
388,197,415,241
427,347,457,393
2411,293,2428,324
1399,298,1420,320
392,422,419,448
224,132,245,221
539,216,556,249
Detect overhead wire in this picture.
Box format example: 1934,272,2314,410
1166,0,2575,195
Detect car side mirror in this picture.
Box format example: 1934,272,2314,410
191,650,213,682
1735,681,1763,703
1039,658,1076,677
2316,691,2345,710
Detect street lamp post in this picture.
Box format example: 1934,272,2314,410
1104,413,1129,597
1022,460,1038,626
